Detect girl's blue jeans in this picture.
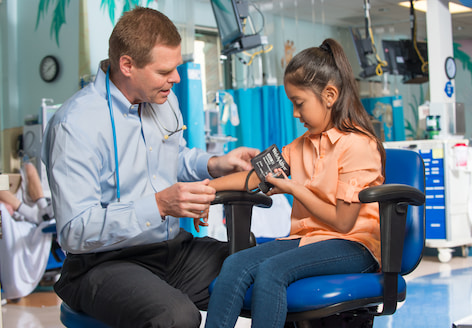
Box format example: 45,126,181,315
205,238,379,328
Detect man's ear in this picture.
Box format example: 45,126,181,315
119,55,134,77
323,85,339,107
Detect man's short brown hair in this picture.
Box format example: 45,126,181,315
108,7,181,69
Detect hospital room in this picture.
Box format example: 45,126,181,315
1,0,472,327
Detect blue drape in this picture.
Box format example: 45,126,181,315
173,63,207,236
223,85,304,153
173,62,206,150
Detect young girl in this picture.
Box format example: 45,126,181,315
204,38,386,328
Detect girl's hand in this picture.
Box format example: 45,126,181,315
265,168,294,196
194,216,209,233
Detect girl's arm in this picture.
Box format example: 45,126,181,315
266,171,361,233
208,170,261,192
209,168,361,233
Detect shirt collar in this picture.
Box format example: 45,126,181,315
95,59,135,116
305,127,344,145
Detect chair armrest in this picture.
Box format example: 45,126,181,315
211,191,272,254
359,183,425,273
212,191,273,208
359,183,425,315
358,184,425,206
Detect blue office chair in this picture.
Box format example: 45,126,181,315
60,148,424,327
210,148,426,327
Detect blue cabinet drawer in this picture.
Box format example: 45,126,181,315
425,206,446,239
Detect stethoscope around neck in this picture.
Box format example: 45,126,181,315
105,65,186,202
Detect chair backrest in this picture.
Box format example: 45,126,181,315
384,148,425,275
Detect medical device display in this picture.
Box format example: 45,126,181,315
210,0,262,55
249,144,290,193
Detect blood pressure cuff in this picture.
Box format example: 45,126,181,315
250,144,290,193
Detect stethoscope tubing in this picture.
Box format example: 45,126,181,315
105,66,186,202
106,66,121,202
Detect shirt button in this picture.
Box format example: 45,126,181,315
149,146,153,151
169,228,173,233
123,113,127,117
146,221,151,227
153,175,156,179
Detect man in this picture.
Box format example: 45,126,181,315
42,7,258,328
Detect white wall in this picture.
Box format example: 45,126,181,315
0,0,79,130
85,1,115,76
82,1,216,78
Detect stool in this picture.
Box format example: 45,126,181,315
60,302,110,328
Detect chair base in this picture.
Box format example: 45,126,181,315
286,311,374,328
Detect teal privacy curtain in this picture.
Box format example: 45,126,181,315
173,62,206,150
173,62,208,236
223,85,304,153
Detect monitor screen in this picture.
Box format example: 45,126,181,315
350,28,372,68
382,40,404,75
210,0,244,47
350,28,378,79
382,39,428,84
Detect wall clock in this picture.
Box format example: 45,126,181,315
445,56,456,80
40,55,60,82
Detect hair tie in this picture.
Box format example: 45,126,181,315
320,43,331,54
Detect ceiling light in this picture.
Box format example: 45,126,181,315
398,0,472,14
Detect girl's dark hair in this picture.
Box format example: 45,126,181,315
284,38,386,173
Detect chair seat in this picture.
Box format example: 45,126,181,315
285,273,406,313
211,272,406,314
60,303,110,328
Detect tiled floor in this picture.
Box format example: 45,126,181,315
2,254,472,328
2,290,62,328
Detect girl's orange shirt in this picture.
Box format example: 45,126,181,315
280,128,384,264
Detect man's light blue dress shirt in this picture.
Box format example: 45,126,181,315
42,62,213,254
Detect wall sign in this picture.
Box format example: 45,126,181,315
444,81,454,98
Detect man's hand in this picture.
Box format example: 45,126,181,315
155,179,216,219
208,147,259,178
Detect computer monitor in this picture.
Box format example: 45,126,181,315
350,28,378,79
382,39,429,84
210,0,262,55
210,0,243,47
382,40,403,76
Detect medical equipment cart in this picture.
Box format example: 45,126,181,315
385,139,472,262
